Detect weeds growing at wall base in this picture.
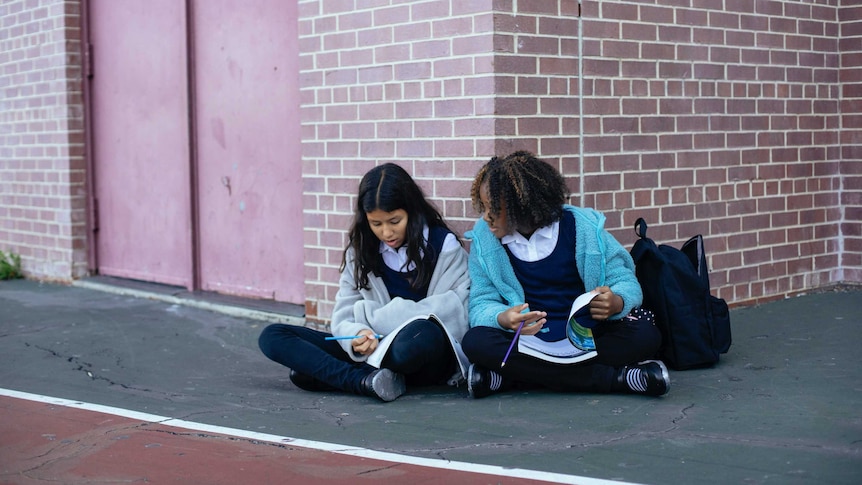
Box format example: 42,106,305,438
0,251,23,280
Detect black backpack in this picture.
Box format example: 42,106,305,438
630,218,732,370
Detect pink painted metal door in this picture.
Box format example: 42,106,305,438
89,0,193,287
88,0,305,304
193,0,305,303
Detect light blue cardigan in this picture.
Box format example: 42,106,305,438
466,205,643,330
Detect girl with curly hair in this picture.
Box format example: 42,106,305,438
463,151,669,398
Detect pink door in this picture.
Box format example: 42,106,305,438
193,0,305,302
89,0,193,287
88,0,305,304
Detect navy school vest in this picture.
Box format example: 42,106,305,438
505,211,585,342
378,225,450,302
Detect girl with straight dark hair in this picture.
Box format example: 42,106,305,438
259,163,470,401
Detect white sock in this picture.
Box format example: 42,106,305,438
488,370,504,391
625,368,648,393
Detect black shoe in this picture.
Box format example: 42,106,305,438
617,360,670,396
361,368,406,402
467,364,505,399
289,369,337,392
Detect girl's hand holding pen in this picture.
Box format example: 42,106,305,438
351,329,380,356
498,303,546,336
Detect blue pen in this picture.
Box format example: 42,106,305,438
325,334,383,341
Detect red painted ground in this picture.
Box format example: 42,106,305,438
0,396,557,485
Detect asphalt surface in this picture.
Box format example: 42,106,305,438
1,278,860,484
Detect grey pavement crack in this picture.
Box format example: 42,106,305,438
672,403,696,425
24,342,184,399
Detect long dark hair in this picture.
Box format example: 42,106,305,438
342,163,455,290
470,151,568,234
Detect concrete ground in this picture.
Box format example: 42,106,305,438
1,278,860,484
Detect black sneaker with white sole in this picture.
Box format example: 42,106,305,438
617,359,670,396
361,368,406,402
467,363,506,399
289,369,337,392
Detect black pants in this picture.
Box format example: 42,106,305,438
461,312,661,393
258,319,456,393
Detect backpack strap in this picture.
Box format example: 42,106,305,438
630,217,654,263
634,217,648,240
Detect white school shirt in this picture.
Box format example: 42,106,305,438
500,219,560,262
379,226,459,272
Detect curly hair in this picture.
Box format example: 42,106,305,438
342,163,457,291
470,151,569,234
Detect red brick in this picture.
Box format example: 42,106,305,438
518,117,557,135
658,26,691,43
452,34,493,55
454,117,494,136
584,173,622,192
695,63,725,79
359,141,395,158
539,57,576,75
434,98,476,117
493,13,536,34
661,204,695,223
519,35,560,56
432,17,473,37
394,61,432,80
540,96,579,115
623,134,658,152
624,171,659,190
657,132,692,151
538,137,577,156
601,2,638,22
433,57,473,77
410,0,450,21
495,54,538,74
539,17,577,37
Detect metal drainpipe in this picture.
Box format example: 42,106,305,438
578,0,585,208
185,0,202,291
81,0,98,273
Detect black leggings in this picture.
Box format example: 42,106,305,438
461,312,661,393
258,319,455,393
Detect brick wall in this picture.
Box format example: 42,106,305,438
491,1,582,178
840,2,862,284
0,0,87,280
299,0,859,322
574,0,848,305
298,0,499,320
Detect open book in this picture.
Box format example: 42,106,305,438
517,290,600,364
566,289,601,350
366,314,469,383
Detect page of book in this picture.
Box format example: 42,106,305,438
518,334,597,365
365,314,469,379
568,289,601,350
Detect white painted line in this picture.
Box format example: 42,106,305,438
1,388,640,485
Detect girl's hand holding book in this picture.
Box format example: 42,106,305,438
589,286,624,321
